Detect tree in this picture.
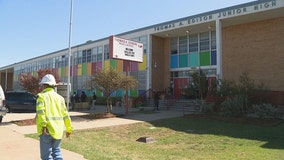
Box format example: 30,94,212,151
91,68,138,113
19,68,60,94
191,70,207,100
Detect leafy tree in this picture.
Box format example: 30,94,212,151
19,68,60,94
190,70,208,100
91,68,138,113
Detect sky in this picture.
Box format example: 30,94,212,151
0,0,255,68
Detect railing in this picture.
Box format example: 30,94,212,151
132,89,152,108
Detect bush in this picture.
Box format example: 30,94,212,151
248,104,281,119
201,103,215,114
220,96,244,117
210,72,272,118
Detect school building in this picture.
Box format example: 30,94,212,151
0,0,284,103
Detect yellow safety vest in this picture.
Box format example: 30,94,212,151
36,87,73,139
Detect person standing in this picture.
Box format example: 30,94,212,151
91,92,97,110
36,74,73,160
154,91,160,111
80,91,87,102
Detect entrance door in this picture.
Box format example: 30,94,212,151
173,78,189,99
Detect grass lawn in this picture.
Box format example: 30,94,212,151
27,116,284,160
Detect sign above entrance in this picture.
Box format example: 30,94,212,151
153,0,280,32
109,36,144,63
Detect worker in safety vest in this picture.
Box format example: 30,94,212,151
36,74,73,160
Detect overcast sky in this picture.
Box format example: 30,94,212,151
0,0,255,67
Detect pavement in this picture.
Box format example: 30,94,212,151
0,105,183,160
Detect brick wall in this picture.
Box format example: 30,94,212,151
151,35,170,92
222,17,284,91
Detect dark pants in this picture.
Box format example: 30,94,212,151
154,100,159,110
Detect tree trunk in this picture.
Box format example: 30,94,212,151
106,97,113,113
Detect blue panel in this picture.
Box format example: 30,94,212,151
138,90,146,96
211,51,217,65
189,52,199,67
170,55,178,68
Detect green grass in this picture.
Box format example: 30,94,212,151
27,117,284,160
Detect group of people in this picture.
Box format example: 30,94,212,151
71,91,97,109
71,91,86,103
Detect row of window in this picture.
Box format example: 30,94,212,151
14,36,148,74
170,31,216,54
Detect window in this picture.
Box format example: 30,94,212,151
170,37,178,54
104,44,109,60
200,32,209,51
86,49,92,62
189,34,198,52
82,50,87,63
92,47,97,62
97,46,103,61
179,36,188,54
211,31,216,50
77,51,82,64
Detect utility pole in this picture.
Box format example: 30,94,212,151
67,0,74,110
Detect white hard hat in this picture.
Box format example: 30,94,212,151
39,74,57,86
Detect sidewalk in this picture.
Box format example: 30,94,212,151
0,105,183,160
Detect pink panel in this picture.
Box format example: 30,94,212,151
130,61,138,71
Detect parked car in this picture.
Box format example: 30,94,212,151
5,91,36,113
0,85,6,122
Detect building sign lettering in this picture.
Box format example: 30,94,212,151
154,0,277,32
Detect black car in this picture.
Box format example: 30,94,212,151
5,91,36,113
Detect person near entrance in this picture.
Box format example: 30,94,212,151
36,74,73,160
154,91,160,111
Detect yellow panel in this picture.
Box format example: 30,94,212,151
65,66,69,77
104,60,110,71
58,68,61,78
138,55,147,70
116,59,123,72
87,63,92,75
77,64,82,76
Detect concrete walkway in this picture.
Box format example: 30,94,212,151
0,105,183,160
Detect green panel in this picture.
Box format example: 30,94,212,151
130,89,138,97
189,52,199,67
61,67,65,77
82,63,87,75
110,59,117,69
96,90,103,97
200,51,210,66
179,54,188,68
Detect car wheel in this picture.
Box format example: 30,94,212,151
6,106,11,113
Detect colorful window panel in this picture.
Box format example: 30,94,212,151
179,54,189,68
200,51,210,66
170,55,178,68
189,52,199,67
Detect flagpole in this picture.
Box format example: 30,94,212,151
67,0,74,110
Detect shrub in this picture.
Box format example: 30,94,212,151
248,104,281,119
220,96,244,117
201,103,215,114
